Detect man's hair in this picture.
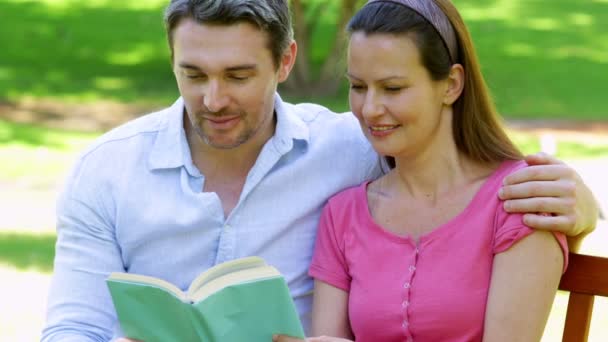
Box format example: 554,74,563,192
349,0,522,166
164,0,293,68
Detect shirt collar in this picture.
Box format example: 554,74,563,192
148,94,310,171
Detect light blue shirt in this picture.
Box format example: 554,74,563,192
42,95,381,341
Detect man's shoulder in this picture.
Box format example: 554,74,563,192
283,101,357,125
81,106,170,159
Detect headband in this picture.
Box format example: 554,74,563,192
366,0,458,63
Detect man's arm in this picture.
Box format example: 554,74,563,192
41,180,123,341
499,153,599,251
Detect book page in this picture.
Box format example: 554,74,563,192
108,272,187,302
189,266,280,303
188,256,267,295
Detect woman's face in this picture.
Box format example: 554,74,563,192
347,31,451,159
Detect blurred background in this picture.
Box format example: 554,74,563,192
1,0,606,340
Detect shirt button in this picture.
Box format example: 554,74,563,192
415,248,420,254
409,265,416,272
402,300,409,308
403,282,411,289
224,224,231,230
402,321,409,328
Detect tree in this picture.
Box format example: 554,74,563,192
282,0,363,97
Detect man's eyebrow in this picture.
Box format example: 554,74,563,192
177,63,258,72
225,64,257,72
177,63,201,70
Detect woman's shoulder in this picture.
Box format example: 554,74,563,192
327,181,369,207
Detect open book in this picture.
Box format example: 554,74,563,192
107,256,305,342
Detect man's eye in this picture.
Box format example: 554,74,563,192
229,75,249,81
185,74,202,79
350,84,365,91
385,87,402,92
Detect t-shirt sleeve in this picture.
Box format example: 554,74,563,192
309,201,352,291
493,210,569,273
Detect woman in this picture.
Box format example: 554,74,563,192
276,0,568,341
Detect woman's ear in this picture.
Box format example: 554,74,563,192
443,64,464,105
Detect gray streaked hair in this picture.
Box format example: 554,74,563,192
164,0,293,68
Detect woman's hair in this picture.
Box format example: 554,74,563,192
348,0,522,166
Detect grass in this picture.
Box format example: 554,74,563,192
1,0,607,119
0,232,56,273
1,117,607,184
0,120,98,185
0,0,176,106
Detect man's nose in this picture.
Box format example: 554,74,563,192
203,80,229,112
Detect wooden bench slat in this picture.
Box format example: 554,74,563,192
558,253,608,342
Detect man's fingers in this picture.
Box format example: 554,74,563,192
503,197,576,215
499,180,576,200
523,152,565,166
502,164,575,185
521,213,575,234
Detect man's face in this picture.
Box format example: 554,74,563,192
172,19,291,149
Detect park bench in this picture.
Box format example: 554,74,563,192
558,253,608,341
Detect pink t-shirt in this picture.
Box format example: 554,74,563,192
309,160,568,342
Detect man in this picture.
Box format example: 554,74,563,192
42,0,597,340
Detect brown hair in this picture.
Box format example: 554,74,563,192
348,0,522,166
164,0,293,69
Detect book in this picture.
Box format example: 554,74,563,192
106,256,305,342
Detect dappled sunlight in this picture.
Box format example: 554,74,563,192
6,0,166,10
569,12,594,27
0,0,173,104
107,43,166,66
504,42,538,57
524,17,559,31
94,76,132,91
456,0,519,21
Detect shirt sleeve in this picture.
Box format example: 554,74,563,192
41,158,123,341
308,201,352,291
493,210,569,273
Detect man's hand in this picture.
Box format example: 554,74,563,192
272,335,353,342
499,153,598,239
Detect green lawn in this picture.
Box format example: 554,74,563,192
0,119,97,185
1,0,607,119
1,118,607,186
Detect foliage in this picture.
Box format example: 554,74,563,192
0,0,607,119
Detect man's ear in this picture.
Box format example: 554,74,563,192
443,63,465,105
278,40,297,83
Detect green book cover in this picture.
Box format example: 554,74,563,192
106,257,305,342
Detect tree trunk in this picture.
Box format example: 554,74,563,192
284,0,360,97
